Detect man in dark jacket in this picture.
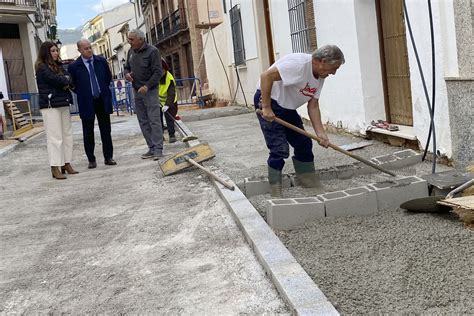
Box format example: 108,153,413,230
124,29,163,160
68,38,116,169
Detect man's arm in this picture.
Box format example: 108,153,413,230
124,50,133,82
307,98,329,147
259,67,281,121
145,49,163,90
103,57,112,84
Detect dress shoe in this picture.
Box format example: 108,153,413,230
61,163,79,174
153,152,163,161
88,161,97,169
105,159,117,165
51,166,66,180
169,135,177,143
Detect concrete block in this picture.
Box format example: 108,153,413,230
266,197,325,230
319,187,378,217
371,154,399,168
244,175,291,197
368,176,429,210
393,149,422,167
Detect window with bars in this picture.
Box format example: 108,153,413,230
229,4,245,66
287,0,317,53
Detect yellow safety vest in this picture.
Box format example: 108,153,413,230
159,71,177,106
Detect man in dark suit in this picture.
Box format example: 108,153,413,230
68,38,116,169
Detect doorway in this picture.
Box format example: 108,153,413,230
376,0,413,126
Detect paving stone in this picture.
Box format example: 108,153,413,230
266,197,325,230
368,176,429,210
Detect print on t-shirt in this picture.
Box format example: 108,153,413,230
299,82,317,98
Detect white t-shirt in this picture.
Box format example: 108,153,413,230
257,53,324,110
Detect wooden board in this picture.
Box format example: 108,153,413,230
378,0,414,125
159,143,215,176
438,196,474,210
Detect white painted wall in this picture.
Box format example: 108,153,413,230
60,44,80,60
404,0,454,157
269,0,292,59
311,0,367,131
0,49,9,115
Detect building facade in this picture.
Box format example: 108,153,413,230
202,0,473,167
0,0,58,115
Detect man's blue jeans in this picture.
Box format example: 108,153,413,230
254,90,314,171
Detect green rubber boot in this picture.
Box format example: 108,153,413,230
268,166,283,198
293,157,320,188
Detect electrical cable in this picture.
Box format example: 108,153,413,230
427,0,437,174
207,0,233,104
402,0,437,173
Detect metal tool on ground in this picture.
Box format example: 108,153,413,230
256,109,396,177
184,156,235,190
159,143,234,190
164,111,198,142
400,179,474,213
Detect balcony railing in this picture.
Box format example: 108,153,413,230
154,9,187,44
0,0,35,6
0,0,37,13
88,31,101,43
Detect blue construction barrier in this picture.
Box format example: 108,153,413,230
175,77,204,108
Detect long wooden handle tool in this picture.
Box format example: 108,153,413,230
256,109,396,177
185,157,235,190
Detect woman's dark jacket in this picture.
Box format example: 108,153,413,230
35,63,72,109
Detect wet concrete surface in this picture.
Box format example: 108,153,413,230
187,110,473,314
0,113,288,314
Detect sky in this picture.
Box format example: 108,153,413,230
56,0,130,29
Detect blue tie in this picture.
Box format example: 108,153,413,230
87,59,100,97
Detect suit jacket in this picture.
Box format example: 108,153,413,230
68,55,113,119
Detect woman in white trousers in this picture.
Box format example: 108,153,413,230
35,41,78,179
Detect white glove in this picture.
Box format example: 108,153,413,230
162,105,169,112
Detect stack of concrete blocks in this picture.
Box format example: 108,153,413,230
266,176,428,230
367,176,429,210
243,150,423,196
267,197,325,230
244,175,292,197
371,149,422,169
319,186,378,217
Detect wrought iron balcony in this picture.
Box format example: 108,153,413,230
0,0,37,13
155,9,187,44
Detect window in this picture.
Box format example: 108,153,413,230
287,0,317,53
229,4,245,66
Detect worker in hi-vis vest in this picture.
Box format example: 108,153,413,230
159,58,178,143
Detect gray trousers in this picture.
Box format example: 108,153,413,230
133,88,163,154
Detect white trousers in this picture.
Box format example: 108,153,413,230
41,107,73,167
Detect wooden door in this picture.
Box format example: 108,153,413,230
0,39,28,94
377,0,413,125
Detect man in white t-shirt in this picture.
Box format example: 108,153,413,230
255,45,345,197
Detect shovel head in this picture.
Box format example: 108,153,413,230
400,196,452,213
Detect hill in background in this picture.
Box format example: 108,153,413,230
57,27,82,45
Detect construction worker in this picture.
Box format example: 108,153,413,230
159,58,178,143
255,45,345,197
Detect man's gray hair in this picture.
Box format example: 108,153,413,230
128,29,146,39
312,45,345,64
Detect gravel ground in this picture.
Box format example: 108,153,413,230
188,112,473,314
